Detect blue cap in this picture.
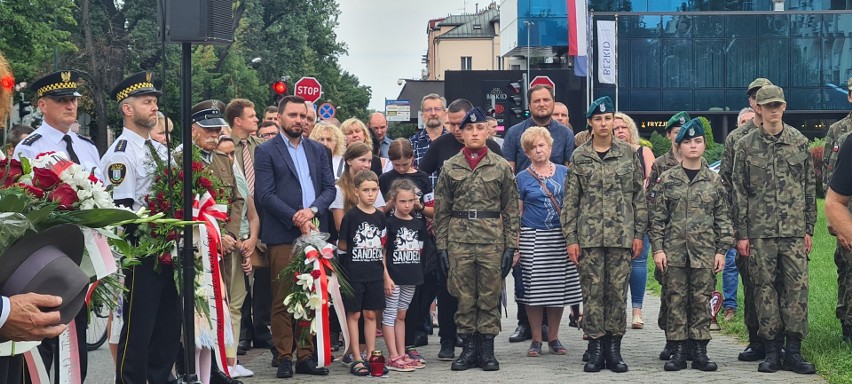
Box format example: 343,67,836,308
675,117,706,144
585,96,614,119
461,107,488,128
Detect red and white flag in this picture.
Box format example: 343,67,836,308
567,0,588,57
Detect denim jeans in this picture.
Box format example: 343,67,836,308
629,235,651,308
723,248,739,309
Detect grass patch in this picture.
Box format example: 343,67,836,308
647,200,852,383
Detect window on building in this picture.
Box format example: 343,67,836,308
461,56,472,70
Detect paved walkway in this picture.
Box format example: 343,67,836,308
236,275,826,383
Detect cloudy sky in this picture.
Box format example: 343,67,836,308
337,1,491,111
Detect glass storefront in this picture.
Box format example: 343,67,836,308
590,0,852,12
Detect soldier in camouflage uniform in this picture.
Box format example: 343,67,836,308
649,118,734,372
646,110,689,360
732,85,816,375
434,107,520,372
823,79,852,342
561,96,647,373
720,77,774,362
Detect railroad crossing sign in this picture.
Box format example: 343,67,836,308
318,103,336,120
294,77,322,103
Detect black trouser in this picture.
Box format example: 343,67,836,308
34,305,88,383
115,258,180,384
239,266,273,344
0,355,24,383
437,273,458,343
406,269,438,346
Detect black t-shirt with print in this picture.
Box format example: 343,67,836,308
339,206,386,282
384,216,427,286
378,169,433,202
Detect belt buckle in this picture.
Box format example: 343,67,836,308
467,210,478,219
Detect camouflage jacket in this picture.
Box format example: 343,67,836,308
561,139,647,248
434,150,520,250
830,131,852,211
824,112,852,185
646,150,678,200
648,165,734,269
720,119,757,231
732,124,816,239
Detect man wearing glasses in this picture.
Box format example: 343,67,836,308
410,93,449,190
257,121,280,141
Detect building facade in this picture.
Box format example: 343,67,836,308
425,4,508,80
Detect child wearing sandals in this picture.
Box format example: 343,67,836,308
338,170,387,376
382,179,428,372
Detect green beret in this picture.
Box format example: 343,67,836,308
747,78,773,95
585,96,614,119
675,117,705,144
664,111,690,133
755,85,785,105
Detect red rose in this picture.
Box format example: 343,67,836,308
298,320,311,328
175,208,184,219
48,183,79,209
0,158,24,187
198,177,212,189
209,189,217,200
178,171,184,180
159,252,173,265
310,270,321,279
192,162,205,172
32,167,62,190
166,231,177,241
16,182,44,198
150,231,158,238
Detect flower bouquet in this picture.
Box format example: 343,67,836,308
281,229,351,367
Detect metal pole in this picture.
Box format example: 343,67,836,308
525,20,533,106
614,14,619,111
589,11,595,103
179,41,199,384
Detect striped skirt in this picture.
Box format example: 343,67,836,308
517,227,583,307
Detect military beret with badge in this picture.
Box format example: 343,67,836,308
585,96,614,119
30,70,82,99
460,107,488,128
674,117,706,144
664,111,691,133
191,99,228,129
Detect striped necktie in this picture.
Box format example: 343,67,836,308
241,139,255,197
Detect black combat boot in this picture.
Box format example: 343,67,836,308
691,339,718,371
582,338,593,362
843,323,852,344
738,329,765,361
683,338,695,361
605,335,628,373
757,339,782,373
782,336,815,374
451,334,479,371
663,341,687,371
583,338,604,372
478,334,500,371
659,340,674,360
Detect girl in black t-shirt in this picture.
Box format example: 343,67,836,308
381,179,427,372
338,170,387,376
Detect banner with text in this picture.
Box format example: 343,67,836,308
596,20,616,85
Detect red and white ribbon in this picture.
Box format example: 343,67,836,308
303,244,348,367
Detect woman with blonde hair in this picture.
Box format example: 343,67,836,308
612,111,655,329
310,122,347,179
341,117,391,175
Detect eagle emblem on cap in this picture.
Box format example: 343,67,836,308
61,71,71,82
679,117,685,124
600,104,606,112
146,71,153,82
688,128,695,136
470,113,477,122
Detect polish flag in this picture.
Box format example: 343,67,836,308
567,0,588,57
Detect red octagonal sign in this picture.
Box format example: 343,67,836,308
294,77,323,103
529,76,555,96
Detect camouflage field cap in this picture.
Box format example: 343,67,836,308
664,111,691,133
755,85,786,105
747,78,773,95
675,117,706,144
585,96,614,119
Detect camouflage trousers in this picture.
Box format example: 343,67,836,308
835,242,852,326
747,237,809,341
655,267,667,330
579,247,631,339
447,243,503,336
735,250,760,333
663,266,715,341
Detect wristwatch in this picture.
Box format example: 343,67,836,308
310,206,318,215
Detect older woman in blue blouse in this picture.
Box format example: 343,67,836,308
515,127,583,357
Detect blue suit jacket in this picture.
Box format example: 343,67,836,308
254,134,336,245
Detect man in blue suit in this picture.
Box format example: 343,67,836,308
254,95,336,379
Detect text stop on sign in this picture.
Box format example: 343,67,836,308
529,76,555,96
294,77,323,103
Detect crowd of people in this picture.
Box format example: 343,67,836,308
3,67,852,384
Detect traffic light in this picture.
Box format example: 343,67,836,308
18,100,31,122
271,80,287,105
507,80,524,118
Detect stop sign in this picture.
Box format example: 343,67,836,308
294,77,323,103
529,76,555,96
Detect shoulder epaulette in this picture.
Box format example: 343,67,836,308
115,140,128,152
76,134,95,146
20,133,42,146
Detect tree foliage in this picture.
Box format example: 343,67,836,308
0,0,77,81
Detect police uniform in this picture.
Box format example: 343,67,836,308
731,85,816,374
648,118,733,372
434,107,519,372
824,80,852,340
11,70,99,383
100,71,180,384
719,77,772,361
561,97,647,373
12,72,102,181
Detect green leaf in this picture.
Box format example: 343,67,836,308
24,205,56,225
63,209,140,228
0,193,30,213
